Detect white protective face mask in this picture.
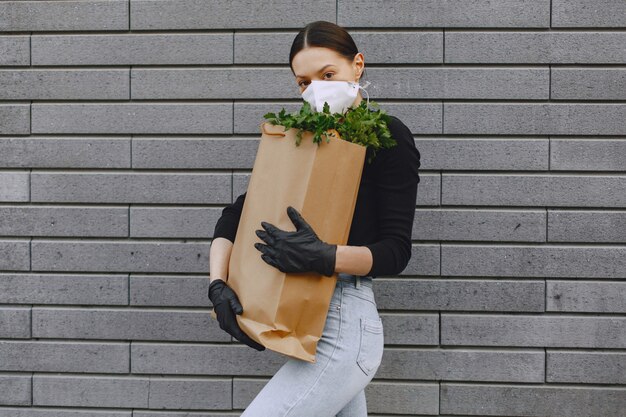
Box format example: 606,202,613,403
301,79,371,114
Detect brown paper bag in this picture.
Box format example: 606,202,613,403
210,121,366,362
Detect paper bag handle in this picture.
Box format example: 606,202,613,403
260,121,287,137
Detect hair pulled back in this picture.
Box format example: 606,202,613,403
289,21,367,81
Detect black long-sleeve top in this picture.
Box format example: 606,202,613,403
213,115,421,278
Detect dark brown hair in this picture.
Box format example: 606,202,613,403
289,21,367,81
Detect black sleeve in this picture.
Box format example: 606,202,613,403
364,117,421,277
212,191,247,243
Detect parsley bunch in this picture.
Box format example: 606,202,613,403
263,99,397,164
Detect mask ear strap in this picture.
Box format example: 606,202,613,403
359,80,371,108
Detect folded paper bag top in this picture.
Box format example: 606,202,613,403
209,120,366,363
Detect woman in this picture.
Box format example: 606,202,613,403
208,20,421,417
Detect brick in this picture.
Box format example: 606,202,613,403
377,348,544,382
0,0,128,32
547,280,626,312
132,68,298,100
233,378,268,410
444,103,626,135
352,31,444,64
130,0,335,30
0,307,30,338
401,244,441,276
553,0,626,27
31,240,211,273
365,381,439,415
0,409,130,417
0,137,130,168
234,102,303,135
0,36,29,65
0,104,29,135
553,69,626,99
132,138,257,169
549,210,626,243
366,68,549,99
0,240,30,271
235,31,443,64
414,174,440,207
0,374,31,406
131,343,286,375
413,208,546,242
130,275,210,307
442,314,626,348
339,0,550,27
416,138,548,170
31,172,230,203
375,278,544,311
32,308,228,341
442,245,626,278
232,174,248,202
33,375,148,408
130,207,222,238
147,377,231,409
441,383,626,416
547,351,626,384
551,139,626,171
0,172,29,202
0,273,128,305
32,33,233,66
0,206,128,236
0,341,128,373
0,70,128,100
442,174,626,207
379,314,439,345
447,31,626,63
31,103,232,134
379,103,443,135
134,413,229,417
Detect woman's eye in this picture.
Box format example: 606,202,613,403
298,73,333,87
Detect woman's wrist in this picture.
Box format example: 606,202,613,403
334,245,373,276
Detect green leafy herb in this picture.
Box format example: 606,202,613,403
263,99,396,164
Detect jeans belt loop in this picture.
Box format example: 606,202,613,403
355,275,361,288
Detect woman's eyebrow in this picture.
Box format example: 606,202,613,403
296,64,336,79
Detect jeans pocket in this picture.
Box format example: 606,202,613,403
356,317,384,376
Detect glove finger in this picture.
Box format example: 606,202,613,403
218,312,243,340
260,221,282,238
286,206,310,232
232,327,265,351
255,242,279,259
229,296,243,315
261,254,284,272
215,306,234,332
255,228,275,246
223,287,244,315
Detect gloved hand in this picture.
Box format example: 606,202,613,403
208,279,265,351
254,206,337,276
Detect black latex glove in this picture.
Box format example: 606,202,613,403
208,279,265,351
254,206,337,276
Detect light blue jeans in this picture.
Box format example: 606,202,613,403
241,273,384,417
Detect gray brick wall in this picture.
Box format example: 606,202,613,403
0,0,625,415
